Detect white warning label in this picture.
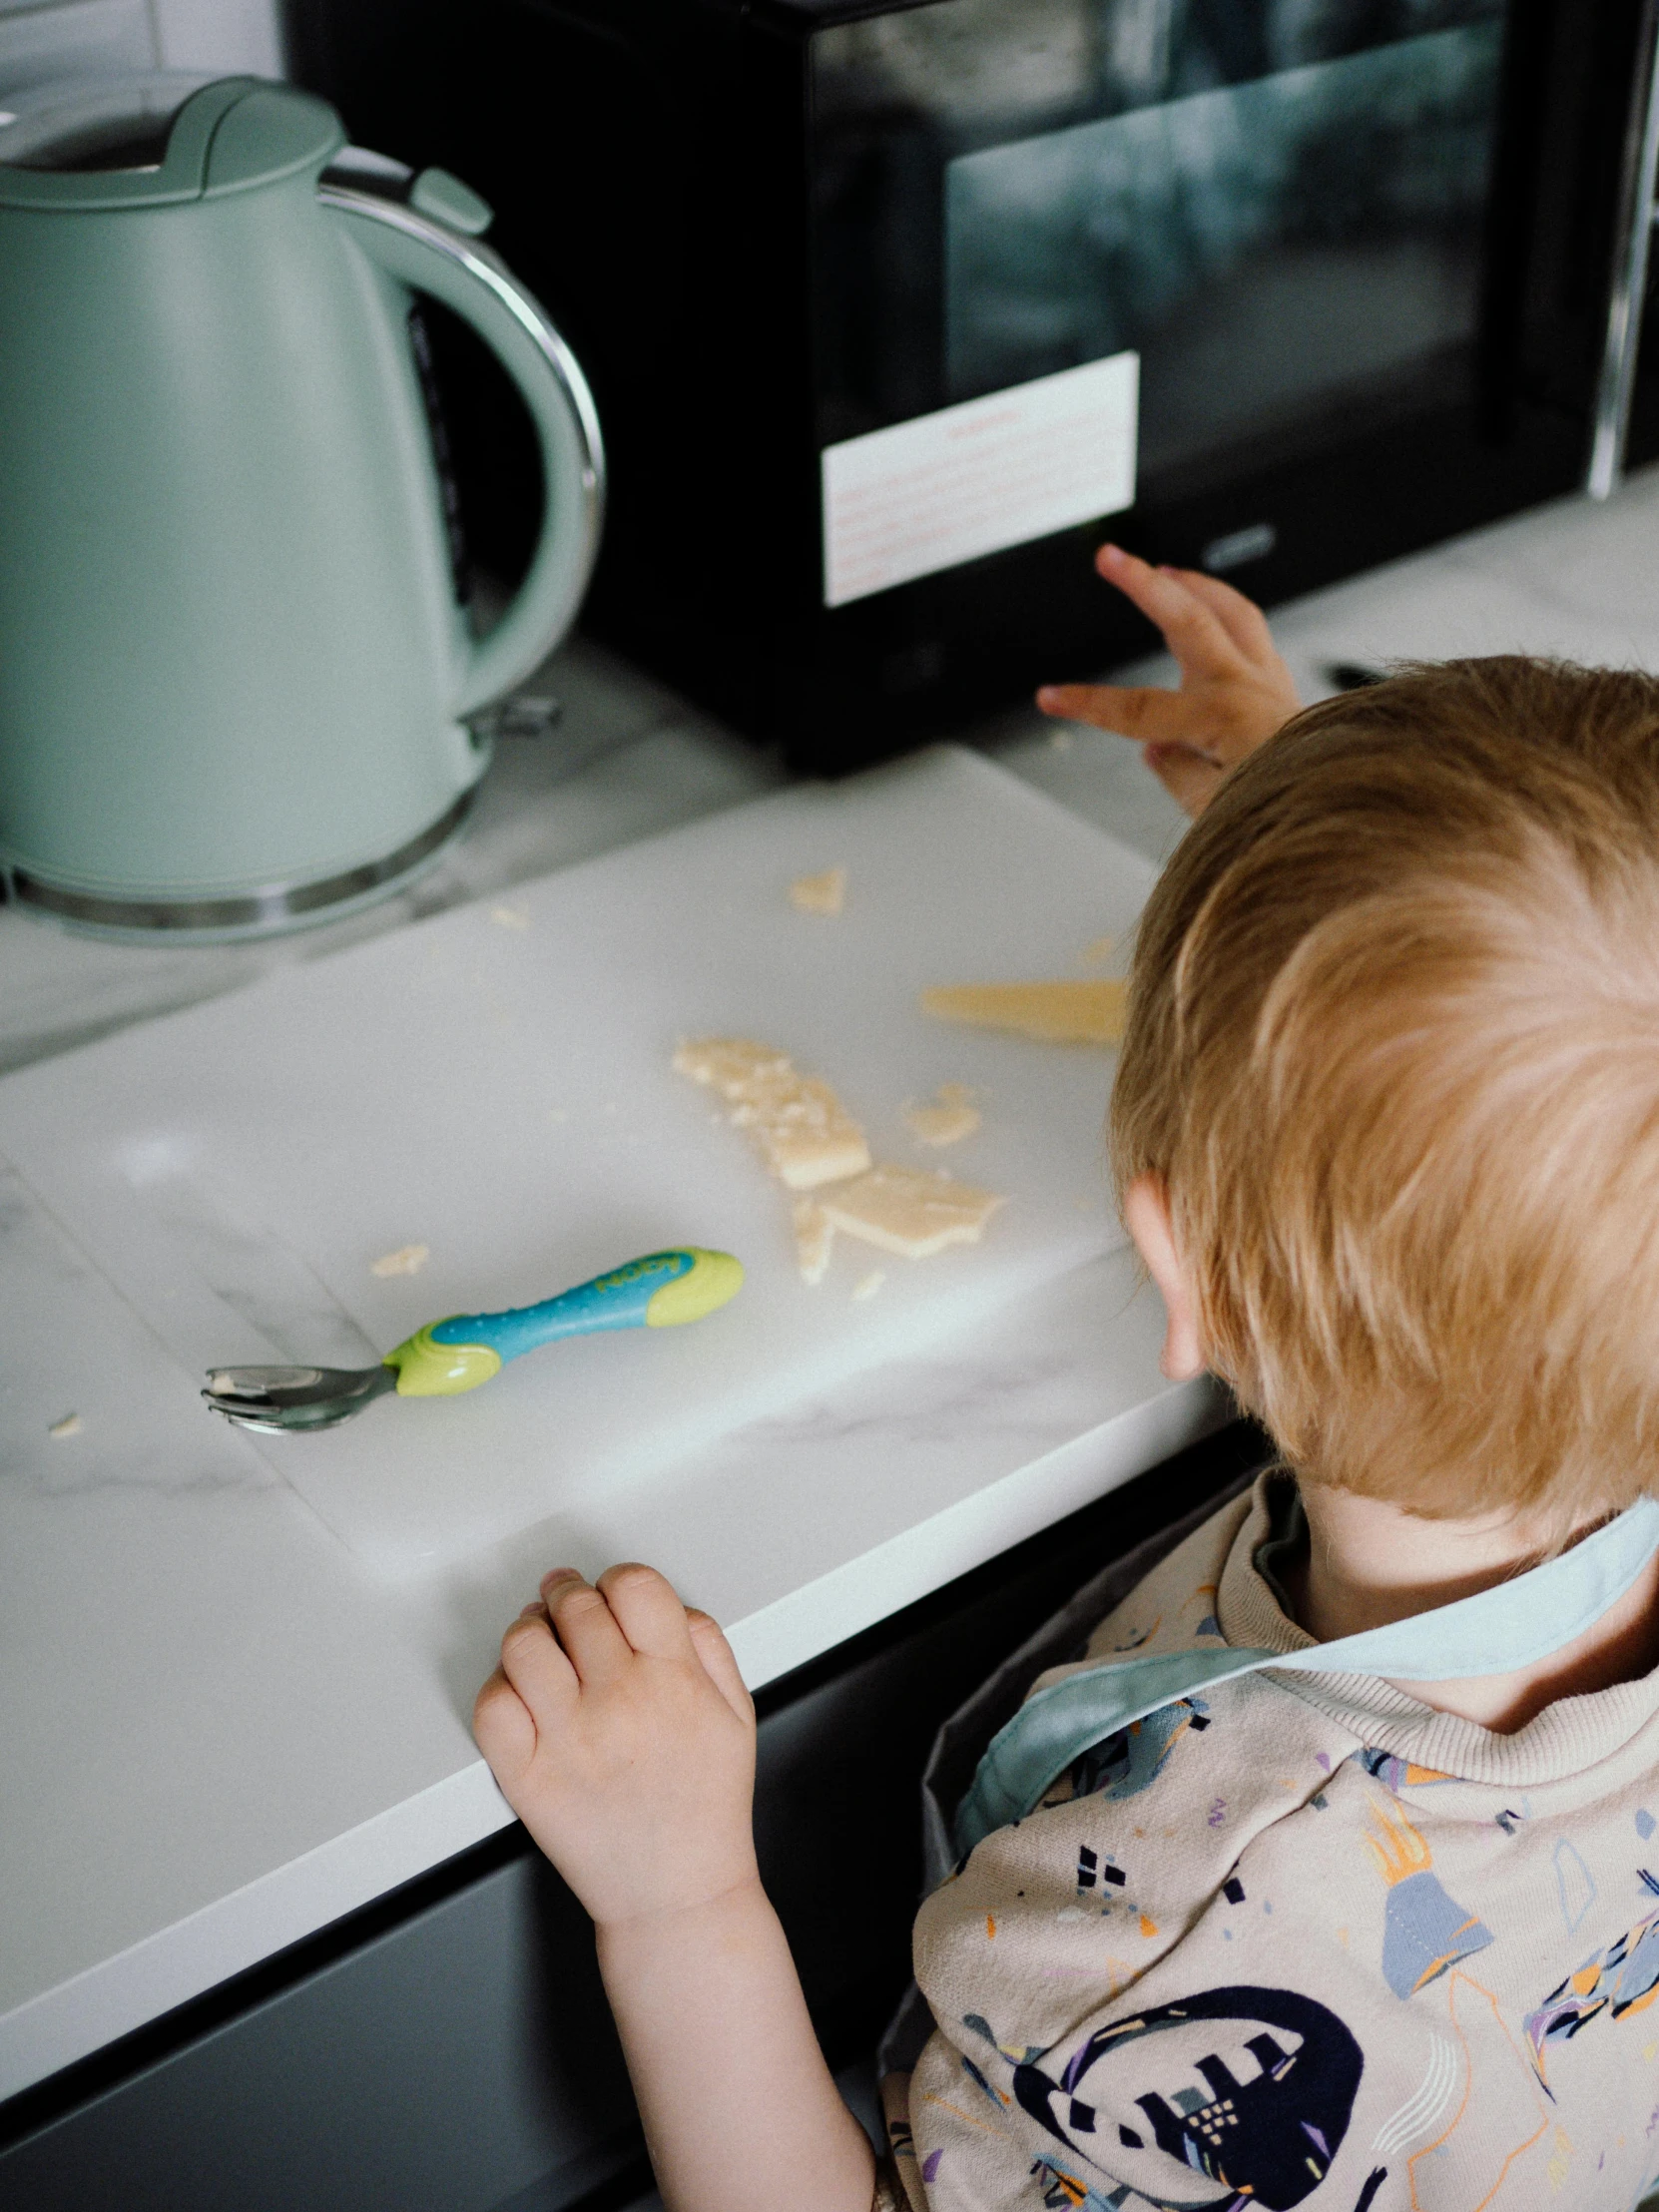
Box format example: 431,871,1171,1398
821,350,1139,609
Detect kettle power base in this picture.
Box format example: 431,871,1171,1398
2,786,477,945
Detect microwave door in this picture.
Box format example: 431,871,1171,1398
816,0,1510,573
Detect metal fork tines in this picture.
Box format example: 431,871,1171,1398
202,1362,397,1432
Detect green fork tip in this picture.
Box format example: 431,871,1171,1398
646,1248,744,1327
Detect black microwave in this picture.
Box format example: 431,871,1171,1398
300,0,1659,774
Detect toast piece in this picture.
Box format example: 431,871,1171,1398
902,1082,980,1147
817,1164,1004,1259
920,978,1128,1045
674,1036,871,1191
793,1199,835,1286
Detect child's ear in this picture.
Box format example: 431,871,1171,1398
1122,1174,1207,1382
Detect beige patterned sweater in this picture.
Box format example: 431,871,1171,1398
872,1474,1659,2211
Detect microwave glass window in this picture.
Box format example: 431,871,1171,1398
813,0,1506,488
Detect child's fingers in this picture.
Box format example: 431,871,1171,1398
542,1568,633,1682
1093,544,1248,679
596,1561,698,1659
473,1665,537,1775
1037,680,1222,750
499,1603,580,1716
686,1607,755,1723
1160,566,1281,665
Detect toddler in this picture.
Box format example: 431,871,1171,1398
474,548,1659,2211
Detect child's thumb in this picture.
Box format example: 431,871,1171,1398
686,1608,754,1723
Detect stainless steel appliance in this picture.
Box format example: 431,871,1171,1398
299,0,1659,773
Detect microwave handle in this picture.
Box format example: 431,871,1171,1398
318,174,605,717
1588,4,1659,498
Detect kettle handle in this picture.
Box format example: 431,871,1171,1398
318,180,605,720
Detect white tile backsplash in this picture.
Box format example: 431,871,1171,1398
152,0,282,76
0,0,282,97
0,0,156,93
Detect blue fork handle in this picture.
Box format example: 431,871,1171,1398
383,1248,744,1396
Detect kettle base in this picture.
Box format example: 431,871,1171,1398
5,786,477,945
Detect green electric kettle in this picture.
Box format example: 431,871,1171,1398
0,73,604,939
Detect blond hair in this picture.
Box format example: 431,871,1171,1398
1112,658,1659,1524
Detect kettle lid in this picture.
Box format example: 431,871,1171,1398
0,72,342,211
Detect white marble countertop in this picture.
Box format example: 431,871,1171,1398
3,463,1658,2108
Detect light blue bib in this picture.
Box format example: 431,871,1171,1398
953,1495,1659,1857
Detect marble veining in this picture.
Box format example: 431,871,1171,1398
0,1165,277,1502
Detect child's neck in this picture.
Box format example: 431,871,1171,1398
1282,1483,1659,1734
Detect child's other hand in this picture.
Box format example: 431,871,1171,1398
1037,543,1301,818
474,1564,758,1930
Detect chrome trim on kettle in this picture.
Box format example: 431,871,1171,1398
315,174,606,581
6,786,476,941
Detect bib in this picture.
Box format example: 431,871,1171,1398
954,1495,1659,1856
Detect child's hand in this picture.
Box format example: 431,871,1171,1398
1037,543,1301,817
474,1563,759,1930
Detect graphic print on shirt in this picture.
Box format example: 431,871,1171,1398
1005,1983,1364,2209
1361,1795,1494,1998
1392,1969,1552,2203
906,1476,1659,2211
1354,1750,1455,1794
1185,1578,1225,1642
1368,2031,1459,2166
1053,1698,1214,1810
1523,1867,1659,2085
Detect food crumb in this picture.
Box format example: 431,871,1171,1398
489,904,530,930
820,1164,1004,1259
675,1035,869,1189
922,978,1127,1045
1080,935,1115,965
794,1199,835,1287
548,1108,571,1125
1048,727,1075,752
789,866,846,916
851,1269,886,1301
48,1412,81,1439
371,1244,429,1278
903,1083,981,1148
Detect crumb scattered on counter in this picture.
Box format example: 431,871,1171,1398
1049,727,1075,751
733,1072,869,1189
818,1164,1004,1259
903,1081,981,1148
48,1412,81,1438
851,1269,885,1301
678,1042,1007,1275
789,865,846,916
674,1036,870,1190
794,1198,835,1286
792,1200,835,1287
1080,935,1115,965
675,1037,791,1092
921,979,1127,1045
371,1243,429,1278
548,1108,571,1125
489,904,530,930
